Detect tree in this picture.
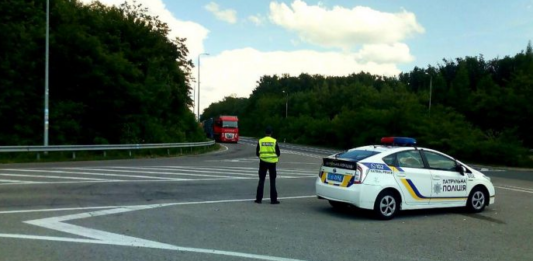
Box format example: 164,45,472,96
0,0,203,145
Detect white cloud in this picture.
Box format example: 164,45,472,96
355,43,414,63
269,0,424,50
205,2,237,24
197,48,402,114
248,14,265,26
77,0,421,118
78,0,209,59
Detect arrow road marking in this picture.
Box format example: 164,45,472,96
0,196,314,261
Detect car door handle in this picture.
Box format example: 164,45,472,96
433,175,441,180
397,173,406,177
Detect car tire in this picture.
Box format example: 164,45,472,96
374,191,399,220
329,200,349,210
467,188,487,213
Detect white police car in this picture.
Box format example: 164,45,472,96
316,137,495,220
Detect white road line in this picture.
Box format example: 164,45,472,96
495,186,533,194
138,165,313,175
0,173,110,181
282,162,320,165
135,166,313,177
495,184,533,191
110,166,263,177
63,167,232,179
0,206,118,214
1,196,315,261
281,150,323,159
1,169,183,181
0,179,33,183
0,175,314,187
105,166,312,178
0,195,315,215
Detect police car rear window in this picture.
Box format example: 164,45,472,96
337,150,380,161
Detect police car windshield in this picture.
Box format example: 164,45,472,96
337,150,379,161
222,121,238,128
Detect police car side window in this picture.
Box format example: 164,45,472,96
382,154,397,166
424,151,456,171
396,151,424,169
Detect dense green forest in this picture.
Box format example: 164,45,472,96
202,44,533,166
0,0,204,145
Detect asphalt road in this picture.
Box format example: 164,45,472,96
0,141,532,261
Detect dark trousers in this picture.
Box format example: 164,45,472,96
256,160,278,202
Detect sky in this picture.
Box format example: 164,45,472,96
79,0,533,117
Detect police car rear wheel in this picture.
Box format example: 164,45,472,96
467,189,486,213
374,191,398,220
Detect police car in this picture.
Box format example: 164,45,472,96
316,137,495,220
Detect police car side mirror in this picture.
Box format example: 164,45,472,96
455,165,465,175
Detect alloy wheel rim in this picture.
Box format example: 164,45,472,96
472,191,485,209
380,195,396,216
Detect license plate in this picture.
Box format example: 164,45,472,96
327,173,344,182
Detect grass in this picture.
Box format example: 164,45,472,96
0,144,221,164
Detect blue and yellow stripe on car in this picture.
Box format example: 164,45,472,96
400,179,429,201
389,166,404,172
401,178,468,201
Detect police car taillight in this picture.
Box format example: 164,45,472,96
381,137,417,146
353,165,365,184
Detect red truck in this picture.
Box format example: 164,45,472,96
203,115,239,143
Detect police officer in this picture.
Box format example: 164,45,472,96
255,126,281,204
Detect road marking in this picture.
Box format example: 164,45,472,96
111,166,265,177
143,165,313,175
0,173,109,181
0,195,316,215
495,184,533,191
0,196,315,261
0,165,317,186
0,179,33,183
141,166,314,177
495,185,533,194
205,157,259,163
1,169,183,181
63,167,232,179
0,174,314,187
0,206,118,215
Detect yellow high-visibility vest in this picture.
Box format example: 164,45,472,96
259,137,278,163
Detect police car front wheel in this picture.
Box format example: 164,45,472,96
374,191,399,220
467,188,487,213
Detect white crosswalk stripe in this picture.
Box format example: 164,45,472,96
0,165,316,186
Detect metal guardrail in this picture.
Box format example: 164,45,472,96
0,141,215,153
0,140,216,160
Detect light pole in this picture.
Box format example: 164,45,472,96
429,75,432,115
197,53,209,121
44,0,50,147
282,90,288,118
424,72,432,116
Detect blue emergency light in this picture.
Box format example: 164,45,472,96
381,137,417,146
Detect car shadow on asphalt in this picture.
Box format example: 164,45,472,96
313,204,376,221
314,204,504,223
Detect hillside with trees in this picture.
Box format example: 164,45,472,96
202,43,533,166
0,0,204,146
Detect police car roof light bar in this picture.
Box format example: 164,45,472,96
381,137,417,146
